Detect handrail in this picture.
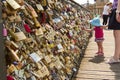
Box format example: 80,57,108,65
0,0,7,79
69,0,90,12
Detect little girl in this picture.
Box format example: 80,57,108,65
84,16,106,56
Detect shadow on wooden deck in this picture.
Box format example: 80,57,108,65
89,55,105,63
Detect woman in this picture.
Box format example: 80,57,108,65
107,0,120,63
102,2,112,25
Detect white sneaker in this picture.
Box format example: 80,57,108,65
106,57,120,64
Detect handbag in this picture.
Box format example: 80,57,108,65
108,9,120,29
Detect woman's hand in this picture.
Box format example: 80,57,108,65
116,12,120,23
116,0,120,23
101,25,108,29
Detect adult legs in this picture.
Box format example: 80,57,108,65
113,30,120,60
103,15,109,25
103,15,106,25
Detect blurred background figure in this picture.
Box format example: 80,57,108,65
102,2,112,25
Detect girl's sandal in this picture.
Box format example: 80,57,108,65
98,52,104,56
96,52,100,54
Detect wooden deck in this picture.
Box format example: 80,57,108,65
75,30,120,80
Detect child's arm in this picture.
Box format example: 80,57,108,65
82,27,94,32
101,25,108,29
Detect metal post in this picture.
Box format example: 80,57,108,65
0,0,7,80
94,0,96,16
87,0,89,8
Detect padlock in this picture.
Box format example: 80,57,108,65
3,26,7,37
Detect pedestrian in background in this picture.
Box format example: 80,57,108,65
102,2,112,25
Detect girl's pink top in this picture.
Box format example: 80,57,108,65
94,27,104,38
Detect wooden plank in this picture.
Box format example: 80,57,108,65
76,73,120,80
79,64,120,72
77,70,120,76
75,78,97,80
